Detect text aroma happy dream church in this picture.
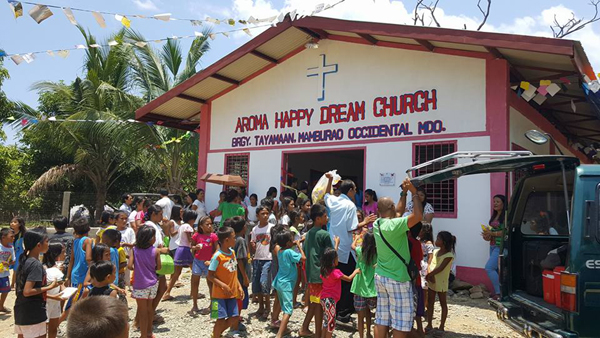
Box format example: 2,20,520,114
136,16,600,288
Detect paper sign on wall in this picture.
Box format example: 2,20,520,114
380,173,396,186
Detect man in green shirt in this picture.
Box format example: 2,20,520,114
373,178,423,338
217,189,246,227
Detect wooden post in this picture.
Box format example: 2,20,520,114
62,191,71,218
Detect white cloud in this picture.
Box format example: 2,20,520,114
213,0,600,72
132,0,159,11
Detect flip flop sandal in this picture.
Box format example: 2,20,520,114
199,307,211,315
162,295,175,301
298,331,314,338
270,320,281,328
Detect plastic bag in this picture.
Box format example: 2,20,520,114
311,170,342,204
157,254,174,275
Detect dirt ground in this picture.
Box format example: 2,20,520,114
0,270,521,338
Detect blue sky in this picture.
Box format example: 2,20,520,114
2,0,599,144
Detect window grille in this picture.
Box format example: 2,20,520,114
413,141,457,217
225,154,249,183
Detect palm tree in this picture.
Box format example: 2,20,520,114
11,27,151,220
126,29,210,193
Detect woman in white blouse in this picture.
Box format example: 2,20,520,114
398,186,435,224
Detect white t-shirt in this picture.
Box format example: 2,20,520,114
168,221,181,251
119,203,132,215
402,201,435,218
268,213,277,225
156,196,174,220
251,223,273,261
193,200,207,224
119,227,136,254
176,223,194,247
145,221,164,248
46,266,64,319
247,205,258,222
128,210,138,227
279,214,290,226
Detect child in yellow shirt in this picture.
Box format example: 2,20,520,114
425,231,455,334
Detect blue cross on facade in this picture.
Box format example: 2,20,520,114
307,54,338,101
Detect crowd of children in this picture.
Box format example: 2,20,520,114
0,180,460,338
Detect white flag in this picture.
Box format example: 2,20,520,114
194,31,204,37
221,32,229,38
63,7,77,25
75,44,87,49
134,41,148,47
243,28,252,36
92,12,106,28
108,40,119,46
57,50,70,58
22,53,35,63
89,44,101,48
208,33,216,40
154,13,171,21
46,50,55,56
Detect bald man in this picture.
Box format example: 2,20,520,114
373,178,423,338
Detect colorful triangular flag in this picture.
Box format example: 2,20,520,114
29,4,53,24
243,28,252,36
8,1,23,19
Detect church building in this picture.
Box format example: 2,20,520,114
136,16,600,288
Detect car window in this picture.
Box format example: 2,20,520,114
520,192,570,236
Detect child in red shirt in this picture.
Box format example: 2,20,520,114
319,241,361,338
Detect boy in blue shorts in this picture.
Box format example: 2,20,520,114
208,226,244,338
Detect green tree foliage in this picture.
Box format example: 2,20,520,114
0,52,14,139
125,29,210,193
9,27,153,220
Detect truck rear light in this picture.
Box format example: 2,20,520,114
532,164,546,171
560,273,577,312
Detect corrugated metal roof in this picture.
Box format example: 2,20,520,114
153,97,201,119
430,41,488,52
255,27,310,59
181,77,232,100
217,53,272,82
370,35,420,45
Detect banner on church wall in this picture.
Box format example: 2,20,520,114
210,41,487,150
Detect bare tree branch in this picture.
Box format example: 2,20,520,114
476,0,492,30
413,0,426,25
551,0,599,38
420,0,441,27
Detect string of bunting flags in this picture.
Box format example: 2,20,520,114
6,0,343,27
512,75,600,109
5,114,196,149
2,23,272,64
511,75,600,160
2,0,345,64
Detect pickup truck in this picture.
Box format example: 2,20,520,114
408,150,600,338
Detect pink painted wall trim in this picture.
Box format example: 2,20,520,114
486,58,510,203
208,130,489,153
456,266,494,295
197,103,212,189
508,91,590,164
